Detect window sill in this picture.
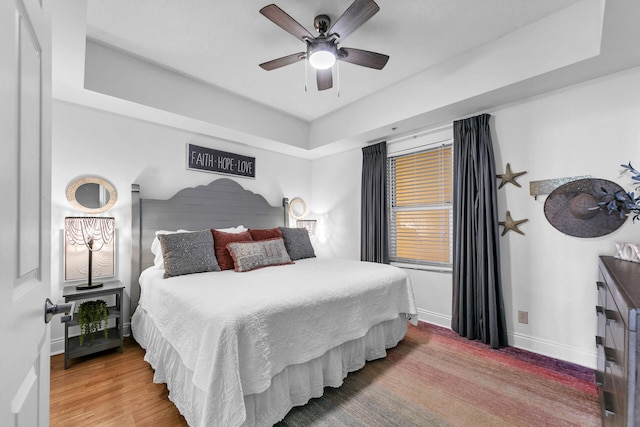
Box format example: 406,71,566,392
391,262,452,274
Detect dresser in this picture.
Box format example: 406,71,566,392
596,256,640,426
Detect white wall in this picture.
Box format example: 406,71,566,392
492,66,640,367
311,66,640,368
309,150,362,260
50,101,311,353
51,66,640,367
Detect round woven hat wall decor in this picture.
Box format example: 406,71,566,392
544,178,627,238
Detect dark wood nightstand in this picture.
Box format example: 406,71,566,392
63,280,125,369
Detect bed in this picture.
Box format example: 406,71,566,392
130,178,417,427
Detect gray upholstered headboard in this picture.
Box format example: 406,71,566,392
130,178,289,312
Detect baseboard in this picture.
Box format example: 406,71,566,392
509,330,597,369
417,308,451,328
50,323,131,356
50,336,65,356
415,310,596,369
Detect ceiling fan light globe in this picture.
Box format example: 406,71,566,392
309,51,336,70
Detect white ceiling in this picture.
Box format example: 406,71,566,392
84,0,581,122
52,0,640,158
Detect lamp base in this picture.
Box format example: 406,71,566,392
75,282,103,290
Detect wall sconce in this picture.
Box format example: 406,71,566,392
296,220,317,236
65,217,115,290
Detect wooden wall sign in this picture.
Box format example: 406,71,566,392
187,143,255,178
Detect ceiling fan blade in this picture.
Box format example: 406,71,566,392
339,47,389,70
328,0,379,41
259,52,305,71
260,4,314,42
316,68,333,91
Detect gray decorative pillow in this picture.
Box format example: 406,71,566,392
279,227,316,260
226,238,293,272
159,230,220,278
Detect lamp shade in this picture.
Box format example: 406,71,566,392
65,217,115,289
309,51,335,70
296,220,317,236
308,41,336,70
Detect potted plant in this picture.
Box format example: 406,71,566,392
77,299,109,346
599,162,640,222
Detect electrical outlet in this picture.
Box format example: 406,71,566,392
518,310,528,324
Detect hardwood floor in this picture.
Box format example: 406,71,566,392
50,338,187,426
51,326,599,426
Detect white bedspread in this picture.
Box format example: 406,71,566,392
133,257,416,426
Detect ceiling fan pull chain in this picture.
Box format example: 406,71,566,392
304,58,308,92
337,61,340,98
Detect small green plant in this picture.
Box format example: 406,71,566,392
77,300,109,346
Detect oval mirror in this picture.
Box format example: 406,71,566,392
66,176,117,214
289,197,307,220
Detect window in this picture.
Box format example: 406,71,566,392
387,143,453,270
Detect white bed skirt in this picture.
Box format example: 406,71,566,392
132,307,409,427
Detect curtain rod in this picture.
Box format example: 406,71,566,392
388,140,450,157
385,123,453,146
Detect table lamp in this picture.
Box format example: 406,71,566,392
65,217,115,290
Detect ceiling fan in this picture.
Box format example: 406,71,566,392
259,0,389,91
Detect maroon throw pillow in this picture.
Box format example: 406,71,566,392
248,227,283,241
211,229,253,270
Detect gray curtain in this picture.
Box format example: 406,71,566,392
451,114,508,349
361,141,389,263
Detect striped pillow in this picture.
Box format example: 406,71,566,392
226,238,293,272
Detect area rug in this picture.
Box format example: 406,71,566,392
277,322,600,426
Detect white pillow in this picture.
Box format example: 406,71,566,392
215,225,247,234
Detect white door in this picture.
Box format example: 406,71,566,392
0,0,52,425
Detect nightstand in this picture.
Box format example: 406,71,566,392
62,280,125,369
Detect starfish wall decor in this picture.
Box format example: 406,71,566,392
499,211,528,236
497,163,527,188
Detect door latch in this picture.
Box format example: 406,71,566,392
44,298,75,324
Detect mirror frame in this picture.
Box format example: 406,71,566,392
288,197,307,220
66,176,117,214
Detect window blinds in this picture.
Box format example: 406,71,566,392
388,145,453,268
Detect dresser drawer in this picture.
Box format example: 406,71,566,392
605,309,627,367
601,389,623,426
602,362,624,426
